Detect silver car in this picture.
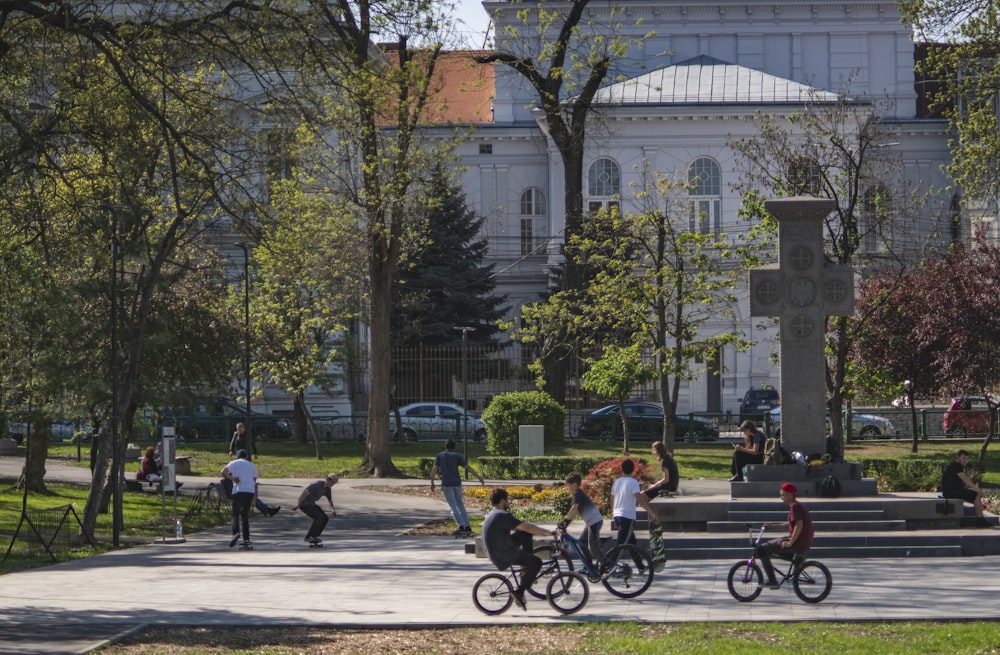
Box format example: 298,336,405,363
767,407,897,438
389,402,486,441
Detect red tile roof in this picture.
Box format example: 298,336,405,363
380,47,494,125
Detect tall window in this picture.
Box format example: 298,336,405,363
519,188,548,256
861,185,891,254
587,157,621,213
687,157,722,234
787,156,822,196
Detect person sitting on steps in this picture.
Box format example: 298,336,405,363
942,449,992,529
730,420,766,482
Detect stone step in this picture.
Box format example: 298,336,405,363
660,530,1000,559
707,519,908,532
724,509,888,522
666,543,964,560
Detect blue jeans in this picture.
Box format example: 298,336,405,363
442,485,470,527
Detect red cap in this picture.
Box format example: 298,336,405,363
780,482,797,494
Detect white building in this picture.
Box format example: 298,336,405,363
435,0,954,416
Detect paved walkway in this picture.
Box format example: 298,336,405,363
1,457,999,655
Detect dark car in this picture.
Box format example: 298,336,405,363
942,396,997,436
161,397,292,442
578,402,720,441
739,387,780,423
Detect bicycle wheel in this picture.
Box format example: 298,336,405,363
528,544,574,600
601,543,654,598
546,571,590,615
727,560,763,602
472,573,513,615
792,560,832,603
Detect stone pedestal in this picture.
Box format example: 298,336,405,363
735,462,877,497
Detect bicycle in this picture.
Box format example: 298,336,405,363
727,524,832,604
472,554,590,615
532,525,654,599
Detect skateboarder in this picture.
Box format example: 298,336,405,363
292,474,338,546
221,449,257,549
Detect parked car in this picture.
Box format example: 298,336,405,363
160,397,292,442
577,402,720,441
50,420,77,441
739,387,780,423
765,407,897,439
942,396,997,436
389,402,486,441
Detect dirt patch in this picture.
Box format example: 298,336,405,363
102,625,585,654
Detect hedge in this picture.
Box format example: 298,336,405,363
860,458,944,492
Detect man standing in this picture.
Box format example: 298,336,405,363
293,474,338,545
942,450,991,528
221,449,258,549
229,422,257,460
481,488,556,611
758,482,814,588
611,458,659,549
430,439,485,535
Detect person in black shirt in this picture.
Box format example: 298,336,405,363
942,450,990,528
730,420,765,482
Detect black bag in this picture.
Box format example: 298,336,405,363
820,474,842,498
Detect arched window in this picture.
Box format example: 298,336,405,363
687,157,722,234
587,158,621,213
519,188,548,256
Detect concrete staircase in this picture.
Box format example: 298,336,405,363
646,496,1000,559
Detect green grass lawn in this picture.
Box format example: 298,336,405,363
41,437,1000,486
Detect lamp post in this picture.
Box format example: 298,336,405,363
904,379,918,453
454,326,476,476
235,243,252,460
101,203,126,548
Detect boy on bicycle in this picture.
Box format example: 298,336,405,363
558,472,606,571
758,482,814,588
481,488,557,610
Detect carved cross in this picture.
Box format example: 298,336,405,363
749,197,855,455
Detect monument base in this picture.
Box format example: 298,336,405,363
735,462,878,497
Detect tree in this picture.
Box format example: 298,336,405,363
730,91,931,441
391,164,506,349
902,0,1000,208
477,0,643,402
852,237,1000,462
581,343,654,454
251,133,366,455
0,2,270,538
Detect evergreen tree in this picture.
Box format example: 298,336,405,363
392,167,506,349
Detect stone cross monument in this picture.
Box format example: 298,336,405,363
749,197,854,456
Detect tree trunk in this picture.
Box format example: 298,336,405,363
22,418,50,494
294,391,323,460
363,253,400,477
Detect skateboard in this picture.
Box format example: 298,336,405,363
308,541,324,548
648,524,666,572
453,530,474,539
239,542,254,551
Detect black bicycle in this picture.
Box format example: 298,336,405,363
532,526,654,599
472,550,590,615
727,525,832,604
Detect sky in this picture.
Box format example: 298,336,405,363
450,0,493,48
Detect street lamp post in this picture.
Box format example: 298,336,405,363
454,326,476,476
102,203,126,548
904,379,918,453
235,244,252,460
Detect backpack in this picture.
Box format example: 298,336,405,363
820,474,842,498
764,438,789,465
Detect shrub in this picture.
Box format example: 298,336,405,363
861,458,942,492
475,456,606,480
481,391,566,455
582,457,655,514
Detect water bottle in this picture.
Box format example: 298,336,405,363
175,519,183,540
